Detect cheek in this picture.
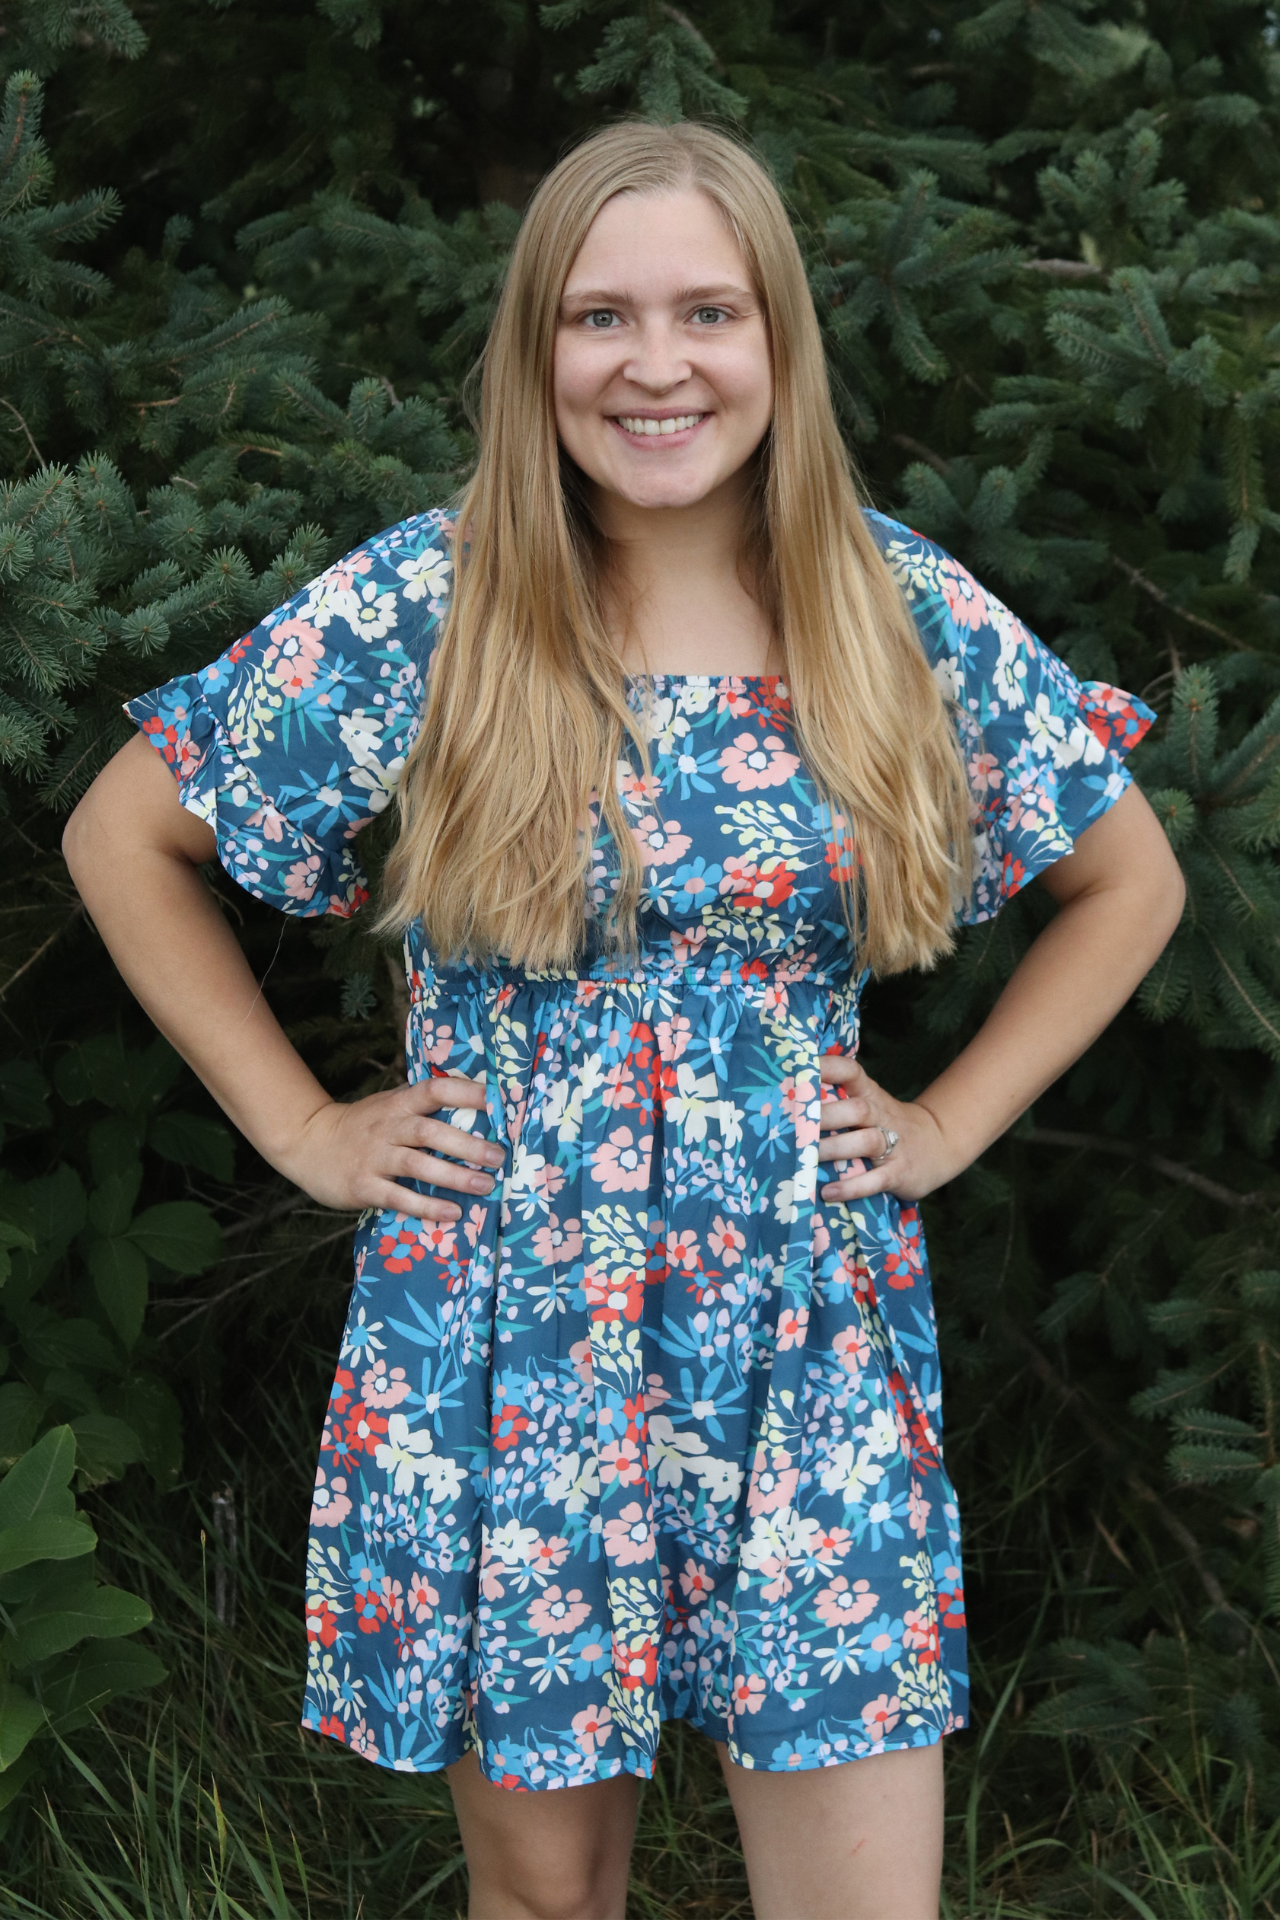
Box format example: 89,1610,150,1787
552,340,599,441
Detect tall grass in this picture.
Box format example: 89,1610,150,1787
4,1369,1276,1920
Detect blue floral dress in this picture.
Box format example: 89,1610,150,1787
126,508,1152,1789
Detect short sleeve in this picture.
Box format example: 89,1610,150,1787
124,508,455,917
866,511,1155,925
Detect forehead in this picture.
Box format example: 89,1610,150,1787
562,188,750,293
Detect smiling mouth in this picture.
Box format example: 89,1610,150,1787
612,412,708,437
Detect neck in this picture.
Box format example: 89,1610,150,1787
589,469,776,675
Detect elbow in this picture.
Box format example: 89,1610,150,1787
62,792,98,896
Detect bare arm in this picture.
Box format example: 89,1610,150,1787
62,734,502,1223
817,782,1187,1202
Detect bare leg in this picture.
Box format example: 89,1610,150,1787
717,1740,944,1920
447,1748,641,1920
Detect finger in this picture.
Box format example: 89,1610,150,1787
412,1116,504,1167
820,1163,900,1203
817,1097,872,1133
817,1127,888,1164
818,1053,864,1089
416,1074,487,1110
395,1148,497,1197
367,1183,464,1224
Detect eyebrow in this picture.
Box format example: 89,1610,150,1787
560,282,753,307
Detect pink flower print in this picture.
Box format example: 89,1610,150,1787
602,1059,636,1111
528,1585,592,1638
592,1125,653,1193
283,854,322,901
775,1305,809,1352
531,1216,583,1265
348,1717,380,1759
270,615,326,696
746,1448,798,1517
417,1020,454,1065
478,1554,506,1602
813,1525,852,1564
361,1360,412,1409
407,1572,439,1621
718,677,755,718
310,1468,351,1529
968,750,1002,797
718,732,801,791
657,1014,692,1061
569,1338,594,1389
832,1325,871,1377
861,1693,901,1740
708,1215,746,1265
530,1535,570,1573
730,1673,767,1716
632,813,692,866
246,800,287,842
665,1230,700,1275
603,1502,654,1566
810,1218,830,1259
815,1577,877,1628
908,1483,932,1538
599,1437,645,1488
572,1703,613,1755
941,558,988,631
679,1559,716,1603
903,1607,940,1665
421,1218,458,1261
326,550,374,592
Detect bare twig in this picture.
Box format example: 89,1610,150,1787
1008,1326,1244,1626
1023,1125,1274,1211
0,399,46,467
891,432,950,477
0,906,84,1001
1112,555,1250,653
661,3,724,69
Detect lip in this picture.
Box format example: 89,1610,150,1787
607,410,710,449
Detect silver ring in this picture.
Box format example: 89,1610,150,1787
871,1127,899,1165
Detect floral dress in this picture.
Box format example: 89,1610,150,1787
126,508,1152,1788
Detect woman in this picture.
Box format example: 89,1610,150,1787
63,122,1184,1920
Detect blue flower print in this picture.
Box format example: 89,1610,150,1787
125,506,1151,1789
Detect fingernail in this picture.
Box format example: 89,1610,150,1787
471,1174,494,1193
484,1147,505,1166
444,1206,461,1220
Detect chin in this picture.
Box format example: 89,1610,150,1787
610,468,720,511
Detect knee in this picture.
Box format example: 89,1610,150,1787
473,1860,622,1920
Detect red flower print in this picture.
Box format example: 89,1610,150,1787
613,1634,659,1690
585,1265,645,1325
318,1714,346,1742
491,1405,531,1450
306,1600,339,1647
378,1224,427,1273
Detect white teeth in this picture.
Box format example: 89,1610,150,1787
616,414,703,436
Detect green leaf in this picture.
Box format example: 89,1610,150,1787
22,1318,123,1377
126,1200,223,1274
0,1679,46,1771
87,1116,143,1187
0,1385,45,1469
70,1414,143,1484
0,1063,51,1133
5,1585,152,1668
85,1234,149,1349
87,1166,143,1237
148,1111,235,1181
0,1426,77,1529
40,1638,166,1728
102,1374,183,1488
0,1514,97,1577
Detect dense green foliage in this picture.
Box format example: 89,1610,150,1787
3,0,1280,1909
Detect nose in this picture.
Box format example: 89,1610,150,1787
623,317,692,394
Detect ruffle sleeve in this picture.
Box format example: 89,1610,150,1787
124,508,455,918
865,510,1155,925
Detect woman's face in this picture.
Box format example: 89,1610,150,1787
554,188,774,516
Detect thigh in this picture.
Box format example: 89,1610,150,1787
716,1739,944,1920
447,1748,640,1920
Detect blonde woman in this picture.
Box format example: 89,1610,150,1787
65,122,1183,1920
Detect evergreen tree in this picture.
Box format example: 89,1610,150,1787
3,0,1280,1902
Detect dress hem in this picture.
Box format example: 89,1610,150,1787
299,1704,968,1790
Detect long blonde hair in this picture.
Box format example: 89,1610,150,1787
381,121,971,974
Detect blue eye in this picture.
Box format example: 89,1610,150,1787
585,311,618,329
694,307,727,325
